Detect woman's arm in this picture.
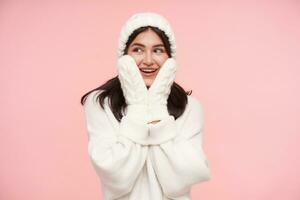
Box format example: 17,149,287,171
83,91,148,199
147,96,211,199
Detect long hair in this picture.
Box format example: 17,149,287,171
80,26,192,122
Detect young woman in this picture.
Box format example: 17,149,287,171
81,12,211,200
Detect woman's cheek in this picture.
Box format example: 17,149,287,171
132,55,143,65
154,57,168,66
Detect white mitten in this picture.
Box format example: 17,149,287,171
117,55,177,123
146,57,176,122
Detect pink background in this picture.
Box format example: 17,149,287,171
1,1,300,200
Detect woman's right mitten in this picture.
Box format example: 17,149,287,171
117,55,148,122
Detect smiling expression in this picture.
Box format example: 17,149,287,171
127,28,169,87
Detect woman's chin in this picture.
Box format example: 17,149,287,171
144,79,153,88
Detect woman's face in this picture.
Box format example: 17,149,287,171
127,28,169,87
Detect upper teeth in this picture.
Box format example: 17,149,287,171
141,69,156,72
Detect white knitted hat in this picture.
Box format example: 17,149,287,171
117,12,176,58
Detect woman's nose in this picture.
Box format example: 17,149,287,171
143,52,154,66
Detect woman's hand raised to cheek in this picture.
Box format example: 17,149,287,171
117,55,177,123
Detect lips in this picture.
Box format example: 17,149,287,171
140,68,157,73
139,68,158,76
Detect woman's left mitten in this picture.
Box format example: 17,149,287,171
147,58,177,121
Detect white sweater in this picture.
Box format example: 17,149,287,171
83,90,211,200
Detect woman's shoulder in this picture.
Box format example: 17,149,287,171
184,95,205,124
175,94,204,120
187,95,204,114
84,89,106,110
174,94,205,133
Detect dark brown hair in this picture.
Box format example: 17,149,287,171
80,26,192,122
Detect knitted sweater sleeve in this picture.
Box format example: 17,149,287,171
83,90,148,200
148,96,211,199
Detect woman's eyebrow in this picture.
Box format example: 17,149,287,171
131,43,165,48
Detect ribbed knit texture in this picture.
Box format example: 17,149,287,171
118,12,176,58
117,55,148,105
117,55,176,122
83,90,211,200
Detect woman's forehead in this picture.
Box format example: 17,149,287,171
129,29,164,47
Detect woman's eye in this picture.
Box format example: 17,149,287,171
154,48,165,53
132,48,143,53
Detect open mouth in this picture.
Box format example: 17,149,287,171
139,68,158,76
